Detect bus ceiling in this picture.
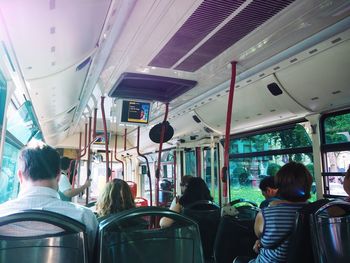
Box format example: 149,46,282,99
0,0,349,146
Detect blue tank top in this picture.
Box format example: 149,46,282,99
253,203,306,263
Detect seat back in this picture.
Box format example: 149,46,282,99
0,210,88,263
287,199,350,263
98,206,204,263
214,199,259,263
182,200,221,260
310,200,350,263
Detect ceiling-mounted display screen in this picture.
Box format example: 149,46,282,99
121,100,151,125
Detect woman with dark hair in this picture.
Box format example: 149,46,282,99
235,162,313,263
96,178,135,218
160,177,213,228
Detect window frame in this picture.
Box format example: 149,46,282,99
320,109,350,198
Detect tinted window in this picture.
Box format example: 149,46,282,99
323,112,350,144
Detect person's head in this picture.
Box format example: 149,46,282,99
180,175,192,194
60,157,71,171
96,179,135,217
275,162,312,202
343,165,350,197
179,177,213,206
259,176,278,199
17,140,60,188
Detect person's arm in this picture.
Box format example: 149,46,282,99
63,179,91,198
252,211,264,254
159,196,182,228
254,211,264,238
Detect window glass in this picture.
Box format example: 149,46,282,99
230,123,312,154
203,148,219,204
229,122,315,206
322,112,350,197
323,112,350,144
185,150,196,176
6,101,40,145
229,154,316,205
323,151,350,196
324,175,348,196
0,141,20,204
0,71,6,128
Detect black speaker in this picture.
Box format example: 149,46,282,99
149,121,174,143
267,82,283,96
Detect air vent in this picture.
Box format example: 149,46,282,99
203,126,214,133
175,0,296,71
76,57,91,71
309,49,317,54
192,115,201,123
331,37,342,44
150,0,295,71
267,82,283,96
149,0,245,68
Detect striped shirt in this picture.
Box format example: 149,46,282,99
251,203,306,263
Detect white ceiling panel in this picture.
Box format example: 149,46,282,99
0,0,110,79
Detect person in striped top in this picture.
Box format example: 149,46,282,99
234,162,313,263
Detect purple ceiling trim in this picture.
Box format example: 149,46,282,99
149,0,246,68
108,73,197,103
175,0,296,72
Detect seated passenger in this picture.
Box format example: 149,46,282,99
58,157,91,201
0,141,98,250
259,175,278,208
96,178,135,218
235,162,312,263
167,175,192,209
160,177,213,228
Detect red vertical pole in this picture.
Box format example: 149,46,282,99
114,133,125,179
196,147,202,178
101,96,110,182
221,61,237,201
173,150,177,197
155,103,169,206
137,126,152,206
93,108,97,139
124,128,127,151
72,132,82,189
86,116,92,205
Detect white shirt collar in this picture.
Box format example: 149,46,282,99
18,186,60,199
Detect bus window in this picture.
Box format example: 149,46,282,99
0,140,20,203
321,111,350,197
229,122,315,205
203,147,219,204
184,149,196,177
